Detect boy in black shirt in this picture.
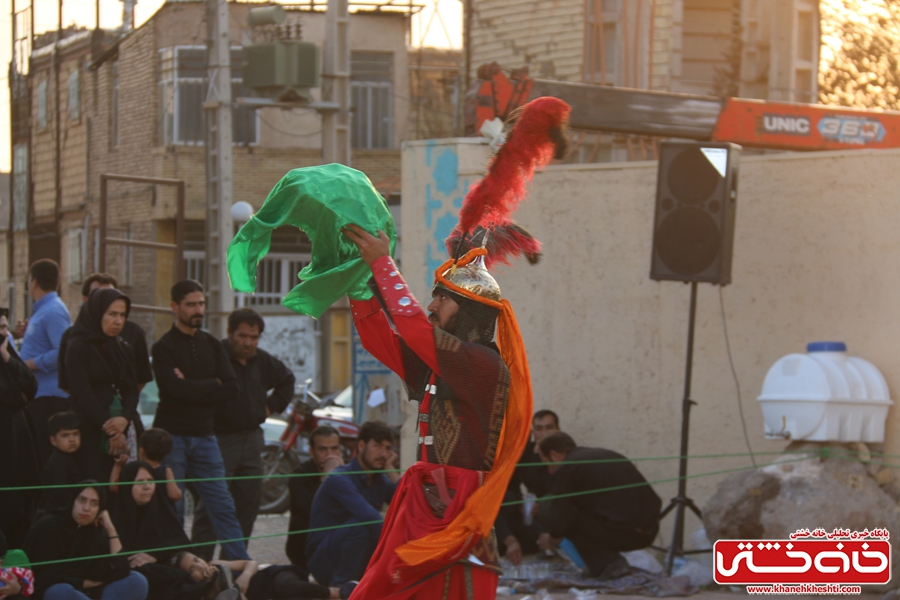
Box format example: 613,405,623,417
110,428,183,503
42,411,83,510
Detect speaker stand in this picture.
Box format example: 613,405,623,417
661,280,704,575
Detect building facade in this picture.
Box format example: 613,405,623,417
468,0,820,162
11,1,414,391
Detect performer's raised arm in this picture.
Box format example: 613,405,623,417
350,295,407,377
344,225,440,376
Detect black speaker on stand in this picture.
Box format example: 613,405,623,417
650,141,741,574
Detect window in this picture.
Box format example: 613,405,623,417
36,79,48,128
111,62,120,147
66,229,84,284
351,52,393,149
180,222,311,310
158,46,258,146
68,68,81,121
121,225,133,286
585,0,618,85
238,254,311,308
12,144,28,232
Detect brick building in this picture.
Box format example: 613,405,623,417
467,0,820,161
11,1,419,390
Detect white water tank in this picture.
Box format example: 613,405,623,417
757,342,893,442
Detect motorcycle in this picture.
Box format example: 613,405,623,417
259,379,360,514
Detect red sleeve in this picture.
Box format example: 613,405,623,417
355,256,441,376
351,297,406,378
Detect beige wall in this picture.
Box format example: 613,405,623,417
402,139,900,546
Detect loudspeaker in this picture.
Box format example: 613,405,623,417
650,141,741,285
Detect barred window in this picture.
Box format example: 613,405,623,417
36,79,48,129
585,0,618,85
66,229,84,284
351,51,393,149
181,222,311,311
158,46,258,146
68,68,81,121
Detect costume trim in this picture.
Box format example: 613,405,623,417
372,256,422,317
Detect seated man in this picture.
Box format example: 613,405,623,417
285,425,344,575
306,421,400,587
496,409,560,564
537,432,661,579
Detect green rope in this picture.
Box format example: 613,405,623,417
20,453,822,568
1,449,828,492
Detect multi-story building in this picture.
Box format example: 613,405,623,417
11,1,415,390
468,0,820,161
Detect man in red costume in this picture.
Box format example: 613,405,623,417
344,96,570,600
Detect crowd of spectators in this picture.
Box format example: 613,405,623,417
0,259,664,600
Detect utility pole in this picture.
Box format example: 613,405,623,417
319,0,350,165
204,0,234,336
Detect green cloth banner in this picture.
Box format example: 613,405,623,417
227,164,396,318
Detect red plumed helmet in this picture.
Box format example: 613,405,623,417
447,96,571,267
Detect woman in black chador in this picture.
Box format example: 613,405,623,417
22,481,148,600
0,307,39,548
112,460,207,600
63,288,140,480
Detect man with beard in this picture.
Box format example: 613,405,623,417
306,420,399,591
286,425,344,574
152,279,250,560
342,96,568,600
192,308,295,559
496,409,561,564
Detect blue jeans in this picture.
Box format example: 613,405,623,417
167,434,250,560
44,571,148,600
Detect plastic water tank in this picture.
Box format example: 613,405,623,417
757,342,893,442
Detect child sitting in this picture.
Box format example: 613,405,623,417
42,411,83,511
111,428,182,503
0,531,35,598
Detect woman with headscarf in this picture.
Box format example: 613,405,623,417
22,481,148,600
63,288,140,480
112,460,208,600
0,306,39,548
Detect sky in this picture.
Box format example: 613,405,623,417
0,0,463,171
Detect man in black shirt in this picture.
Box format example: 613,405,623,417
58,273,153,393
537,432,661,579
496,409,560,564
285,425,344,575
152,279,249,560
192,308,295,559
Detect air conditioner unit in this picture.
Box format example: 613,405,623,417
242,41,320,102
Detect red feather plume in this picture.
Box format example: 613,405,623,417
448,96,570,266
458,97,570,234
445,224,542,269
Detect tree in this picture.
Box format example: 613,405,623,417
819,0,900,110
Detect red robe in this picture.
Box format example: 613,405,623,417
349,256,507,599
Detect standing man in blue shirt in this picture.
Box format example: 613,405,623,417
307,420,400,590
20,259,72,467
